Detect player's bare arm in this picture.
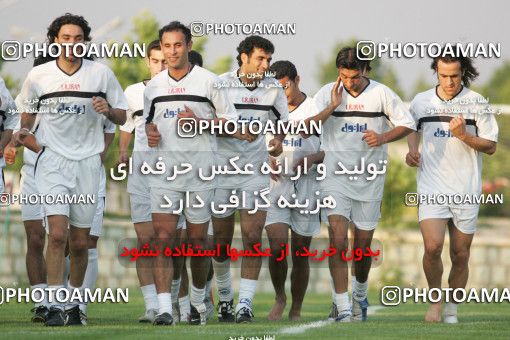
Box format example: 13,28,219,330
450,115,497,155
303,76,343,132
362,125,414,147
92,96,126,125
406,131,421,167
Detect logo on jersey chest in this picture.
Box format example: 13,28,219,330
346,103,365,111
341,122,367,133
60,83,80,90
283,137,302,147
433,127,453,138
242,97,259,103
164,107,183,118
168,87,186,94
237,116,260,122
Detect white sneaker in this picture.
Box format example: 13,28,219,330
138,309,158,323
443,314,458,324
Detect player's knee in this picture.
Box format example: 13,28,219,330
243,231,262,246
70,237,88,252
451,249,470,266
48,229,67,247
424,243,443,258
27,233,45,253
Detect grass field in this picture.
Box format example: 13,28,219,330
0,290,509,339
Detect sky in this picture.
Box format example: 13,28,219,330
0,0,508,98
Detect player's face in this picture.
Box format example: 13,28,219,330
147,49,167,78
160,31,192,70
277,76,297,103
338,67,364,93
242,48,272,79
437,60,463,97
55,24,84,62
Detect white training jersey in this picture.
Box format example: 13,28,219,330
120,81,149,152
216,70,289,188
0,77,17,168
143,65,237,191
314,78,416,201
410,86,498,197
266,95,320,177
15,59,128,161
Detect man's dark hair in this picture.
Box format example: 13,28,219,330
430,50,479,87
188,50,203,67
147,39,161,58
159,21,192,44
34,13,92,66
269,60,298,81
236,35,274,66
335,47,372,72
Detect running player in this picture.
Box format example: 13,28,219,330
265,60,323,321
14,13,127,327
0,76,17,194
144,21,237,326
306,47,415,322
119,39,167,323
406,53,498,323
212,35,289,323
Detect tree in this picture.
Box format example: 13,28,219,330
411,73,432,96
482,61,510,104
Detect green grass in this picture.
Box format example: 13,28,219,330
0,290,509,339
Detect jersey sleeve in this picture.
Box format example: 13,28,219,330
105,67,129,111
382,86,416,130
120,87,137,133
313,84,332,112
15,72,39,114
269,86,289,123
475,106,499,142
209,76,237,121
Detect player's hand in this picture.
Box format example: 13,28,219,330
234,129,257,143
293,156,313,172
3,143,17,165
330,76,343,108
362,129,384,147
269,157,280,182
12,128,31,146
268,138,283,157
450,114,467,140
405,151,420,167
92,96,110,115
177,105,198,125
146,123,161,147
118,151,129,166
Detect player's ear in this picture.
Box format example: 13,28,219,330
187,39,193,52
295,75,300,86
241,53,249,65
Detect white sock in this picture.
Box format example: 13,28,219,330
63,255,70,288
190,284,205,308
79,248,98,314
237,278,257,310
444,302,458,316
212,258,233,301
48,285,65,310
179,296,190,323
334,292,350,312
140,284,158,311
352,277,368,302
157,293,172,315
66,284,81,310
171,278,181,304
31,283,48,308
204,278,213,302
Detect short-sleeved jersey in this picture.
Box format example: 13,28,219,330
120,81,149,152
216,70,289,188
15,59,128,161
410,86,498,196
144,65,237,191
314,78,415,201
266,95,320,177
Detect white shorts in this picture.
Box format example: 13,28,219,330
212,175,270,218
265,176,320,237
180,220,214,236
129,193,152,224
322,191,381,231
90,196,105,237
34,147,100,228
127,152,149,197
419,204,479,234
20,165,44,221
150,188,214,224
